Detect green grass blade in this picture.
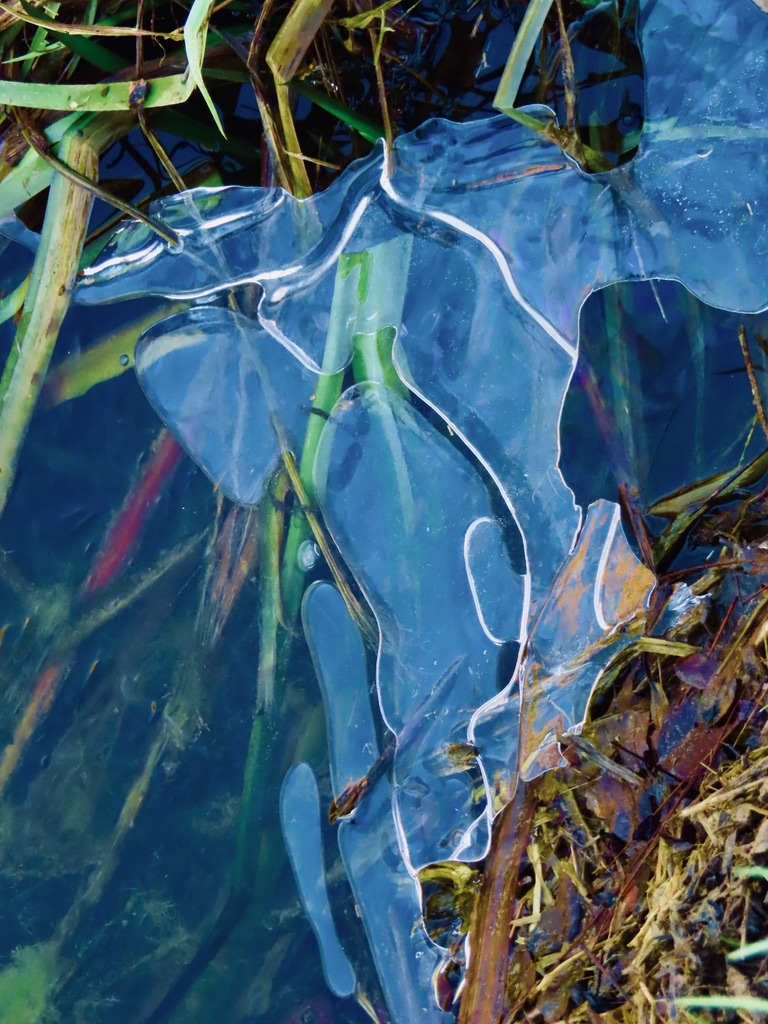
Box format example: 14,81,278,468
41,303,188,406
676,996,768,1013
0,275,28,332
1,0,179,38
47,28,128,74
339,0,402,31
727,937,768,962
151,108,256,163
267,0,335,84
20,0,60,80
0,72,193,110
734,866,768,882
183,0,225,135
289,79,384,142
280,236,413,633
494,0,553,114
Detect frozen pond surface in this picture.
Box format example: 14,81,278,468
2,0,766,1019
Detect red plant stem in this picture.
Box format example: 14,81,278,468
83,429,183,596
0,659,71,795
458,779,536,1024
706,595,738,657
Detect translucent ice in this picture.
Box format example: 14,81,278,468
280,762,356,999
72,0,768,1016
303,582,451,1024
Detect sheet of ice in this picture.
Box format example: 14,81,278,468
79,163,408,373
312,382,512,868
464,517,525,645
134,306,319,504
280,762,356,999
76,0,768,624
303,582,451,1024
70,0,768,1011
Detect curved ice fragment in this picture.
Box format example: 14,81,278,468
471,500,655,796
79,160,398,373
302,583,451,1024
302,581,378,793
313,383,503,868
624,0,768,316
391,225,582,618
515,500,655,779
280,762,357,999
464,518,525,644
79,158,379,303
386,0,768,334
134,306,319,505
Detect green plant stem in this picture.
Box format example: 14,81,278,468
279,259,357,625
0,109,133,219
280,236,413,627
494,0,553,115
231,486,285,895
288,78,384,143
41,302,187,406
0,130,96,519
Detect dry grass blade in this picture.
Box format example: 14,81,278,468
472,535,768,1022
0,131,96,519
0,2,182,38
738,323,768,444
267,0,334,84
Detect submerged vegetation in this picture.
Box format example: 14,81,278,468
0,0,766,1022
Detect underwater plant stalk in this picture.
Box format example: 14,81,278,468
280,237,413,627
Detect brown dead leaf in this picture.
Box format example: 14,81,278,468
750,816,768,855
583,773,641,842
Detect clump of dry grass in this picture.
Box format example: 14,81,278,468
430,511,768,1023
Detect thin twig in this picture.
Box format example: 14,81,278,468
15,111,180,245
738,324,768,444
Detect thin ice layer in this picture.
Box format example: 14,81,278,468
471,501,654,794
302,583,451,1024
464,517,525,645
64,0,768,1013
75,0,768,633
78,161,403,373
280,762,356,999
313,383,514,868
134,306,319,504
